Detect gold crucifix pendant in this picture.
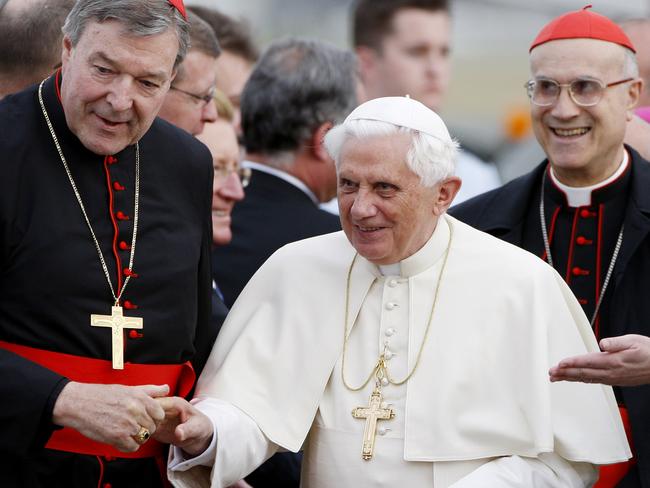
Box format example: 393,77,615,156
91,305,143,369
351,386,395,460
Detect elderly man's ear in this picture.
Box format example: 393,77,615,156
310,122,334,162
433,177,462,216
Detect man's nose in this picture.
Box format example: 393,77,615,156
218,171,245,202
350,190,377,219
550,86,581,119
202,99,218,123
106,79,134,112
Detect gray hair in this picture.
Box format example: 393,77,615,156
324,119,459,187
240,37,358,167
62,0,190,68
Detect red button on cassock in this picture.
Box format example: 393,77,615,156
123,268,138,278
113,181,125,191
576,236,593,245
128,330,142,339
579,209,596,218
116,211,130,220
123,300,138,310
572,267,590,276
119,241,131,251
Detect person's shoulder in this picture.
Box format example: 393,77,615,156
448,215,549,273
269,230,350,265
450,163,544,226
0,85,39,134
141,117,211,173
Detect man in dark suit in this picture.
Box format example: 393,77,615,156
452,6,650,487
213,38,357,309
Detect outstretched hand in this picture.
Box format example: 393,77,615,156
154,396,214,456
549,334,650,386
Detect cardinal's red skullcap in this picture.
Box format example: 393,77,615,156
530,5,636,53
168,0,187,20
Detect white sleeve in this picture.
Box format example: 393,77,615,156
449,453,597,488
168,398,279,487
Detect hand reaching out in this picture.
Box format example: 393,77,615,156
549,334,650,386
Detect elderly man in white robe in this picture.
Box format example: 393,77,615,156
158,96,630,487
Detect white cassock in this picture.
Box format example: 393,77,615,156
168,215,630,488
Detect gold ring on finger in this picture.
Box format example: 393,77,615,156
132,426,151,445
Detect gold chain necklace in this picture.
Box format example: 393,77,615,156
343,219,454,460
341,219,454,391
38,79,143,369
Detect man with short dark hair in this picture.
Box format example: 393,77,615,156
352,0,501,204
0,1,214,486
0,0,75,99
188,5,259,130
452,6,650,486
212,38,355,309
158,10,220,136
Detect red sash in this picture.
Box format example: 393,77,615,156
594,406,636,487
0,340,195,459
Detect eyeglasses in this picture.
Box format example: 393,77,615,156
170,85,216,106
525,77,633,107
215,166,252,188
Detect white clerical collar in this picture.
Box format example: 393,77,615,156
242,160,319,205
549,150,629,208
376,214,451,278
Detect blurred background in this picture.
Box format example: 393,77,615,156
186,0,649,180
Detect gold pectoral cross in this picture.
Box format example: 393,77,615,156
352,386,395,460
91,305,143,369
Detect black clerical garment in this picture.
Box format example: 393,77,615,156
451,146,650,488
0,74,213,487
212,168,341,308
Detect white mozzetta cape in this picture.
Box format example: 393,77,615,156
195,215,629,464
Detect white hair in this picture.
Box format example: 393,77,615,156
323,119,459,188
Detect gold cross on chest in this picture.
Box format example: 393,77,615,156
91,306,143,370
352,387,395,460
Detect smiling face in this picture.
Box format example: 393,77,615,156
360,8,451,112
338,132,444,265
529,38,640,186
197,119,245,246
60,20,179,155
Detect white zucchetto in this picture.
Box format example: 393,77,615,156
344,96,453,144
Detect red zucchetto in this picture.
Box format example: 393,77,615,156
530,5,636,53
168,0,187,20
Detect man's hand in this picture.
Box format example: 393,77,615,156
52,382,169,452
549,334,650,386
154,397,214,456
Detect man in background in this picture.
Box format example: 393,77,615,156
212,38,356,309
189,5,259,130
158,10,220,136
0,0,74,99
352,0,501,204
